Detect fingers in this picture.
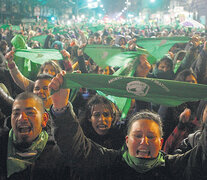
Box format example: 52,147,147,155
49,73,64,91
180,108,191,123
5,51,15,62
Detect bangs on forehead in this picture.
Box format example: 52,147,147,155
91,103,111,113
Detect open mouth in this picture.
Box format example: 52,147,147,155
18,126,32,134
136,150,150,158
97,124,108,130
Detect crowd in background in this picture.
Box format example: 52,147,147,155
0,20,207,179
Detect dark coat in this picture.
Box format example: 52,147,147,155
191,49,207,84
0,128,70,180
52,104,207,180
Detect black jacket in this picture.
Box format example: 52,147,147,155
52,104,207,180
0,128,70,180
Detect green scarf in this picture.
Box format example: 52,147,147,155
122,148,165,173
7,129,48,177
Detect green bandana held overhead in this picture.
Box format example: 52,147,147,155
122,148,165,173
84,45,156,119
30,35,48,48
14,49,63,64
7,129,48,177
53,73,207,107
136,36,190,60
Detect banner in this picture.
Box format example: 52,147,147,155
58,73,207,107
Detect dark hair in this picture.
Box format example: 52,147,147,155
36,73,53,81
14,92,44,114
127,110,163,137
85,95,116,121
0,40,7,51
80,95,119,134
157,56,173,70
175,68,197,82
37,60,62,76
94,32,100,37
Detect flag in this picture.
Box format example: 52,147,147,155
56,73,207,107
15,49,63,64
106,47,157,67
97,58,140,119
84,45,156,118
84,45,156,69
136,37,190,60
84,45,123,69
30,35,48,47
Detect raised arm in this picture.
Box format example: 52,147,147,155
5,51,34,91
49,72,118,171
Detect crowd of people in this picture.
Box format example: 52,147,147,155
0,20,207,179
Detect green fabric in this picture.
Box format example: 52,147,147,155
136,37,190,60
122,149,165,173
11,25,21,31
0,24,10,30
55,73,207,107
174,61,182,73
97,58,140,119
15,49,63,64
11,34,27,50
106,48,157,66
11,34,40,80
30,35,48,47
84,45,123,69
7,129,48,177
88,24,105,33
84,45,156,69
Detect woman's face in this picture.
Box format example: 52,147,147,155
158,61,171,72
136,55,151,77
126,119,163,158
89,104,113,135
43,64,56,76
185,74,197,84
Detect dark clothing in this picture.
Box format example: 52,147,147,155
158,101,199,142
81,121,125,150
135,100,151,113
77,56,88,73
0,86,13,128
0,128,70,180
0,67,23,98
163,117,200,154
52,105,207,180
191,49,207,84
174,130,202,154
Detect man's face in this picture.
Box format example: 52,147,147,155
126,119,163,159
11,98,47,144
33,79,52,109
89,104,113,135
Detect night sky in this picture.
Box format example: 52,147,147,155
102,0,126,17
